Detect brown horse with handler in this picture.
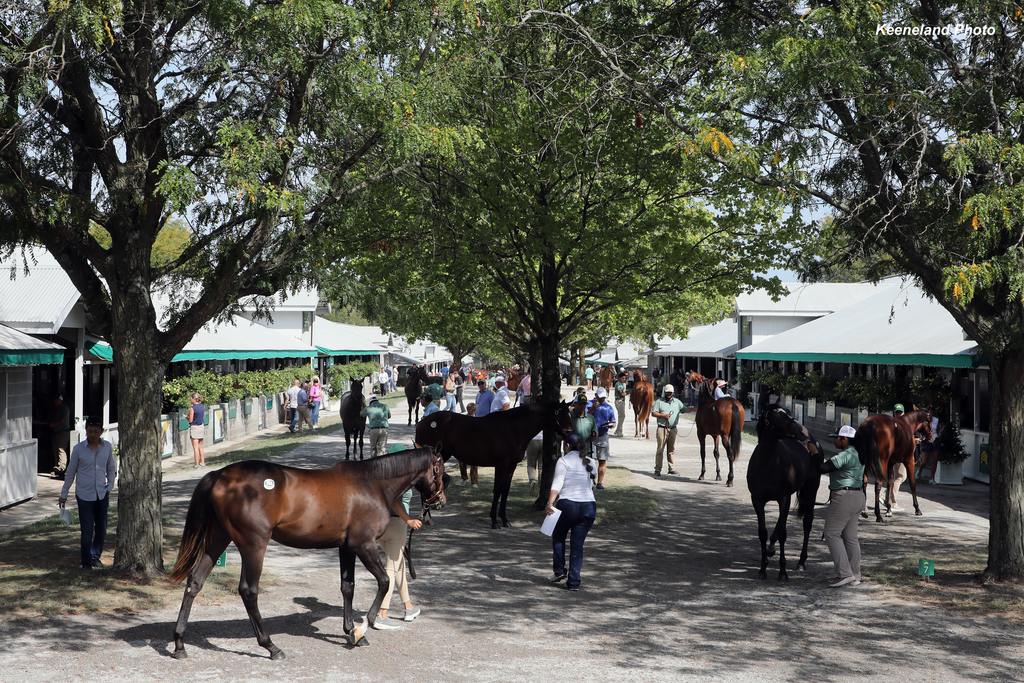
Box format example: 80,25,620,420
169,447,446,659
687,371,745,486
630,370,654,438
855,408,932,521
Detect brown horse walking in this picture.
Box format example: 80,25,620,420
630,370,654,438
169,448,446,659
855,409,932,521
688,371,745,486
414,400,573,528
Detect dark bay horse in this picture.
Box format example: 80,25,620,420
688,371,745,486
630,370,654,438
169,447,446,659
747,405,824,580
414,400,573,528
339,379,366,459
404,365,429,425
856,409,932,521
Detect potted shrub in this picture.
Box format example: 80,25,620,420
933,419,968,485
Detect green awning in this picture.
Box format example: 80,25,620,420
0,349,65,366
734,351,977,369
85,339,114,362
172,349,317,361
316,346,382,357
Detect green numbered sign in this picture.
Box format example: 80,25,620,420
216,551,227,567
917,559,935,577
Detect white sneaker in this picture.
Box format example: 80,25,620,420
830,576,858,588
402,607,421,622
372,617,402,630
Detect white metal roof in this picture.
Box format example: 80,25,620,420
184,315,317,354
735,284,977,368
652,319,738,357
0,248,82,334
239,288,320,312
736,280,902,318
0,323,63,352
313,317,388,353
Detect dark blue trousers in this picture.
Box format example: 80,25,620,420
552,499,597,589
77,494,109,567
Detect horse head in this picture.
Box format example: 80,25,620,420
413,410,455,452
758,404,822,455
553,400,575,437
902,408,933,441
417,448,447,510
350,378,364,394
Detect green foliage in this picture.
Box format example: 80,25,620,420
161,366,311,411
936,419,970,465
326,361,380,397
910,374,953,420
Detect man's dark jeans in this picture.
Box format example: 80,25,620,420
552,499,597,589
77,494,109,567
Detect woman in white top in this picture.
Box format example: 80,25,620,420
545,432,598,591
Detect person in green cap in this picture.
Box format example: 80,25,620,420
820,425,865,587
570,394,595,459
361,394,391,457
893,403,905,416
651,384,683,476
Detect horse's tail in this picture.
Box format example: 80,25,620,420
855,420,882,483
169,471,221,584
729,401,743,461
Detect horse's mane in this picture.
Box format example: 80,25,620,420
355,448,432,480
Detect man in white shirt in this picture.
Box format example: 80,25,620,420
286,379,301,432
59,416,117,569
490,376,512,413
378,369,390,396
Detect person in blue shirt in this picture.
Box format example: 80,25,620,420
475,380,494,418
422,395,439,417
590,387,617,490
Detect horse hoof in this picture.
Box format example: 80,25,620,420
356,637,369,647
697,474,705,481
915,509,923,516
715,475,722,482
171,648,187,660
491,521,500,529
726,480,734,488
778,573,789,582
758,570,767,579
502,519,511,528
352,622,366,645
269,647,286,661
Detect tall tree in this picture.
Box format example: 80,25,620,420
0,0,460,573
336,1,792,500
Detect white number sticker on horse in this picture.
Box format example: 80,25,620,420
263,478,276,490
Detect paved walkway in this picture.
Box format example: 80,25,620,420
0,389,1018,682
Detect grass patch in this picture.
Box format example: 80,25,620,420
871,552,1024,620
0,505,247,618
444,465,659,527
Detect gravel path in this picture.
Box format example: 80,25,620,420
1,391,1020,682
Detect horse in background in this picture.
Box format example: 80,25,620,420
856,408,932,521
597,366,614,393
747,404,824,580
405,365,429,425
630,369,654,438
339,379,367,459
169,447,447,658
415,400,573,528
688,371,745,486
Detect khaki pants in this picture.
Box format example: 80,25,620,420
614,398,626,436
888,463,907,508
380,517,410,609
526,439,544,483
655,425,676,473
296,405,314,431
369,428,388,457
824,489,865,579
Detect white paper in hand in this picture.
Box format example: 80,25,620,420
540,507,562,536
59,508,72,525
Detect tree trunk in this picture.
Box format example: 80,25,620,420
985,349,1024,581
111,300,167,575
533,333,563,509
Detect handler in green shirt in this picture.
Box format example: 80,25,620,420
571,395,595,458
361,394,391,457
651,384,683,476
820,425,865,588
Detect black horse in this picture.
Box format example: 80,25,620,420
404,366,429,425
414,400,573,528
746,404,824,580
339,379,366,459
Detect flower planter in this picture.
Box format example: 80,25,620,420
934,460,964,485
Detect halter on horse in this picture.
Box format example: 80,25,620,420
688,371,745,486
169,447,446,658
747,404,824,580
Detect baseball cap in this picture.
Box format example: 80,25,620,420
893,403,905,413
494,375,506,383
368,394,378,402
663,384,675,394
595,387,608,398
830,425,857,439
